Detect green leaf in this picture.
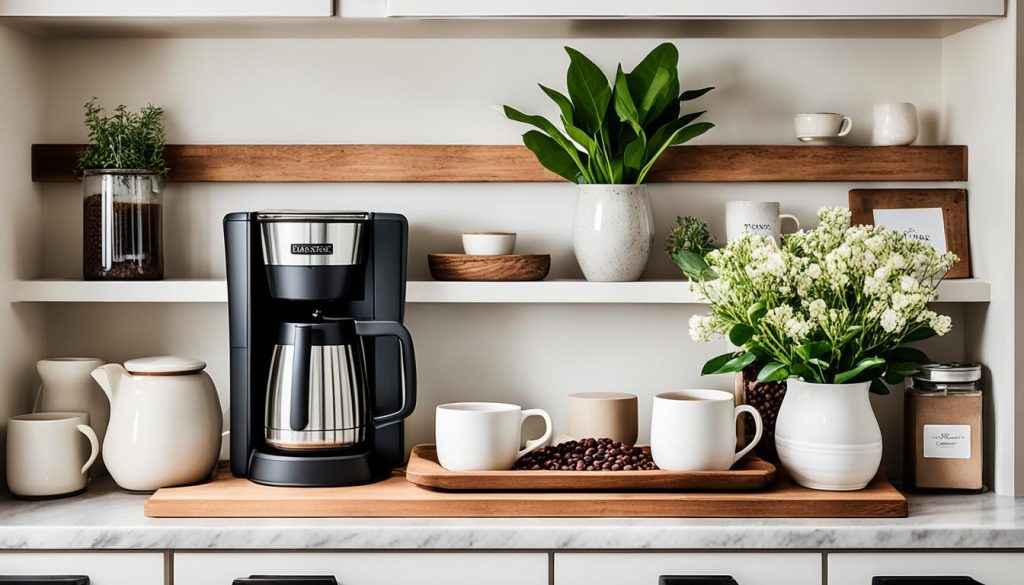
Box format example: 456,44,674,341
746,301,767,321
889,362,922,377
729,324,755,346
624,136,647,170
702,352,737,376
613,66,641,130
886,346,930,365
627,42,679,125
883,369,906,384
646,111,706,159
903,326,937,343
539,84,574,127
711,351,758,375
671,249,715,281
638,68,672,122
503,105,581,163
565,46,612,135
679,86,714,102
757,362,789,383
637,121,714,183
522,130,582,183
795,341,830,361
807,358,830,369
834,357,887,384
870,378,891,396
564,123,596,152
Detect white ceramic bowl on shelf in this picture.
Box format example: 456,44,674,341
462,232,517,256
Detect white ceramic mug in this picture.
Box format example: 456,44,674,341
435,402,552,471
794,113,852,144
725,201,800,243
6,412,99,498
462,232,517,256
650,390,763,472
872,102,918,146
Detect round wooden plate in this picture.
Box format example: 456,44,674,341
428,253,551,281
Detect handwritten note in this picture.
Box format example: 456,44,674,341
872,207,948,254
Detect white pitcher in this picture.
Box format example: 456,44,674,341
35,358,108,476
91,356,223,492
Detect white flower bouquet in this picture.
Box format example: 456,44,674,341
676,207,958,393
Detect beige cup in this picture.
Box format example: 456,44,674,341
567,392,639,445
6,412,99,498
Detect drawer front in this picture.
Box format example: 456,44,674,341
829,553,1024,585
0,552,164,585
555,552,821,585
175,552,548,585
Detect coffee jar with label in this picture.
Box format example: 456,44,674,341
904,363,983,492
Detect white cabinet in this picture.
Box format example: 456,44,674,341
555,552,821,585
0,552,164,585
0,0,332,17
829,553,1024,585
175,552,548,585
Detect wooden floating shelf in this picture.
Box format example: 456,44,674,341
32,144,968,183
13,278,991,304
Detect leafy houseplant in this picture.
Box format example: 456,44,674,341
503,43,713,282
680,207,957,490
78,99,169,281
666,216,717,270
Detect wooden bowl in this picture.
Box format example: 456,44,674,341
427,253,550,281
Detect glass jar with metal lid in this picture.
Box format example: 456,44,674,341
904,363,983,492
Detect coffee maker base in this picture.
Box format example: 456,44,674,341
247,450,389,487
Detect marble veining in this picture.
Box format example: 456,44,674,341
1,477,1024,550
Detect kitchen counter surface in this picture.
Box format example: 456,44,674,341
1,476,1022,551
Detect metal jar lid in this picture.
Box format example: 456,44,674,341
914,363,982,384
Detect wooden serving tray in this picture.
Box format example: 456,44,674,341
405,445,775,491
428,253,550,281
145,467,907,518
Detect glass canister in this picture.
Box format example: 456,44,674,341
82,170,165,280
904,363,983,492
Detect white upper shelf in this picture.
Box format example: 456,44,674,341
12,278,992,304
0,0,332,17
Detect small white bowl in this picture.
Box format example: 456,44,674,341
462,232,516,256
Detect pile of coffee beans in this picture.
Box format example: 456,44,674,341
83,194,164,280
742,366,787,461
514,438,658,471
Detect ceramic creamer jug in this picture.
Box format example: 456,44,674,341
35,357,109,476
92,356,222,492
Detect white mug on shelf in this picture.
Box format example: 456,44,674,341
725,201,800,243
872,102,918,146
6,411,99,498
793,113,852,144
650,390,763,472
435,402,552,471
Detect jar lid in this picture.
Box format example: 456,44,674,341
124,356,206,375
914,363,982,383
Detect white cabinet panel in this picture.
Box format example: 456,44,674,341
829,553,1024,585
0,0,332,17
0,552,164,585
176,552,547,585
555,553,821,585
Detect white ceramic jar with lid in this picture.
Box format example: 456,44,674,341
91,356,222,492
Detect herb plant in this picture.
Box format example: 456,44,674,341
682,208,957,394
503,43,713,185
77,99,169,176
666,216,717,269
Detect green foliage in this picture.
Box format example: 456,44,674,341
77,99,169,176
504,43,714,185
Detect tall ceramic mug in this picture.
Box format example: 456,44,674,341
872,102,918,146
6,412,99,498
436,402,552,471
650,390,763,471
725,201,801,244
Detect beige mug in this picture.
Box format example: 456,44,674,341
6,412,99,498
567,392,639,445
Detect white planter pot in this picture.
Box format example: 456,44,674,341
775,378,883,491
572,184,653,282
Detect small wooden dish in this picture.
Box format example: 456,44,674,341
405,445,776,491
428,253,550,281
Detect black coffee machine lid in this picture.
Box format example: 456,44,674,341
257,210,370,222
277,320,358,345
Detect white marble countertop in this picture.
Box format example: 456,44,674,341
2,477,1023,550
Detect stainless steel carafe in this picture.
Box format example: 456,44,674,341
265,319,416,451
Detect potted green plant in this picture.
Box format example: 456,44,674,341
666,216,717,272
78,99,169,280
680,207,957,490
504,43,713,282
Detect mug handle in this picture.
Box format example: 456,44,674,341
517,409,553,459
732,405,763,465
837,115,853,137
779,214,801,235
76,424,100,475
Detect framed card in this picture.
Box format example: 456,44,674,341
848,189,970,279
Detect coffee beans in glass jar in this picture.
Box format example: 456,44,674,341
82,170,164,280
515,438,658,471
741,366,787,461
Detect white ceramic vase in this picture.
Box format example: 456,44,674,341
774,378,883,491
35,357,109,476
572,184,653,282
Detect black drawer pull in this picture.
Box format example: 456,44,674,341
0,578,88,585
873,578,984,585
234,577,337,585
660,577,739,585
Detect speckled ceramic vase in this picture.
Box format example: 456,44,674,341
572,184,653,282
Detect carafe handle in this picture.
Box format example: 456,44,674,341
289,325,313,431
354,321,417,427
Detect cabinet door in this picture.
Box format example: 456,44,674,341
175,552,548,585
829,553,1024,585
555,553,821,585
0,552,164,585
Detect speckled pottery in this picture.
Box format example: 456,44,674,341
572,184,653,282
